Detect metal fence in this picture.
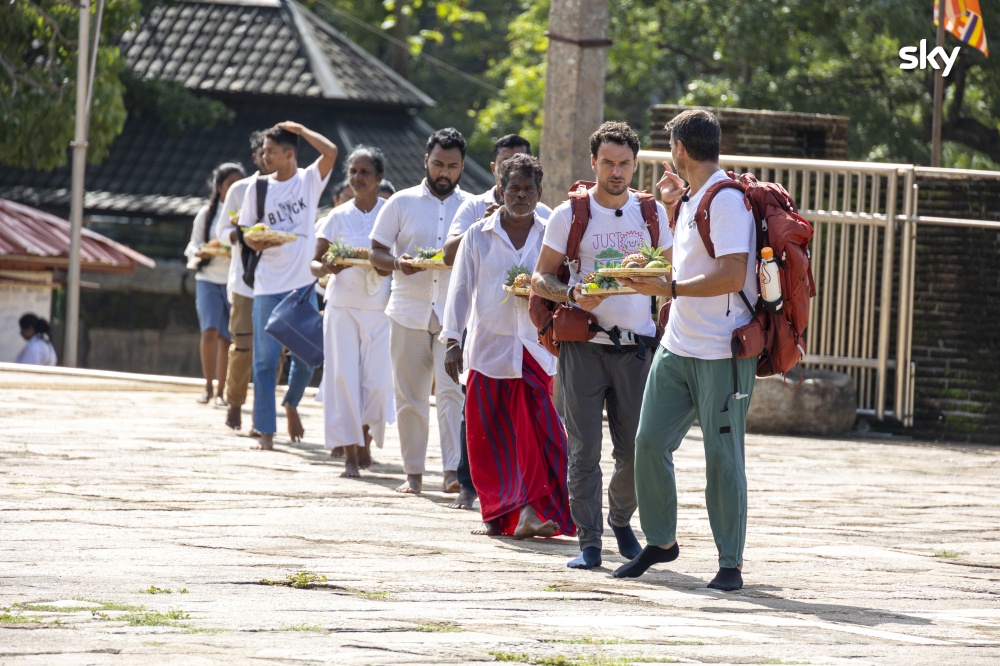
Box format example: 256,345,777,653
636,151,1000,426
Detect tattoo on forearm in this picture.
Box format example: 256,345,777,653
534,274,570,301
722,253,749,266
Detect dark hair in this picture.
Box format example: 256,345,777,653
492,134,531,161
204,162,246,243
426,127,467,159
333,178,352,198
378,179,396,196
263,126,299,153
347,145,387,179
499,153,543,190
19,313,51,339
590,120,640,159
249,130,266,154
664,109,721,162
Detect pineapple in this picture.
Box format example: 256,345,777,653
504,263,532,288
416,246,444,260
323,239,369,264
622,241,665,269
582,271,621,291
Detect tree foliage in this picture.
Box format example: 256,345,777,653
473,0,1000,168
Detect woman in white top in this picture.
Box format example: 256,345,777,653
185,162,246,405
311,147,394,478
15,313,58,366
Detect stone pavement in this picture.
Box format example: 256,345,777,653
1,364,999,665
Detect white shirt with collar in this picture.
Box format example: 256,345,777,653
370,180,470,330
15,334,57,366
441,209,556,379
449,186,552,237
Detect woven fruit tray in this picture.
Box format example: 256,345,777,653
409,259,449,270
582,285,637,295
243,228,299,244
199,244,231,257
327,257,371,267
502,284,532,297
597,267,671,278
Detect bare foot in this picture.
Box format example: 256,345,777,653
340,445,360,478
513,505,558,539
472,519,501,536
214,395,228,408
441,470,460,494
196,389,211,405
394,474,422,494
249,428,262,438
447,488,476,510
226,404,242,430
285,405,304,443
252,433,275,451
330,448,344,458
357,427,373,470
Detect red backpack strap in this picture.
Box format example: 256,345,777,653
563,188,591,280
636,191,660,248
692,179,747,259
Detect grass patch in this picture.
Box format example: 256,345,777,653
183,627,230,634
414,622,462,632
352,588,393,601
756,661,811,665
542,638,641,645
488,654,668,666
122,609,191,627
933,549,960,558
260,572,328,589
280,623,325,632
141,585,173,594
0,609,41,625
13,603,95,613
74,599,145,612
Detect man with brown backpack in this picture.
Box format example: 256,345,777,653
613,109,760,590
531,121,671,570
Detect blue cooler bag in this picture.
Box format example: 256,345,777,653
264,284,324,367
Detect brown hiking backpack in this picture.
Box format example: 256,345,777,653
668,171,816,380
528,180,661,356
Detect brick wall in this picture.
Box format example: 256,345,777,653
649,105,850,159
910,177,1000,442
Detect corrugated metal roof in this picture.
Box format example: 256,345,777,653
119,0,434,108
0,199,156,273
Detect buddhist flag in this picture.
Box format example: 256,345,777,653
935,0,989,57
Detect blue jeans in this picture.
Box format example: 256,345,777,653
252,285,316,435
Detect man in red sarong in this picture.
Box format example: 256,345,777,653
441,154,574,539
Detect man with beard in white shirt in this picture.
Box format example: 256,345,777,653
370,128,470,495
240,122,337,451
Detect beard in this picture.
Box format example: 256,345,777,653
426,167,460,197
601,177,629,197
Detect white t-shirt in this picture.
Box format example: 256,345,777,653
543,191,672,341
238,160,331,296
449,186,552,237
184,205,230,285
316,198,390,311
216,176,255,300
15,334,57,366
664,169,757,360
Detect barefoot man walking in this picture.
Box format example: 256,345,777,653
441,154,574,539
370,128,470,494
240,122,337,450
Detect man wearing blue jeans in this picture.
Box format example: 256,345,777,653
240,121,337,450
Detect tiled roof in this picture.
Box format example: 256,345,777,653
0,199,156,273
0,103,494,217
119,0,434,108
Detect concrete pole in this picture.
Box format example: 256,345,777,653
539,0,610,207
65,0,91,367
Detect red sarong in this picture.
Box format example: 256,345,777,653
465,348,575,537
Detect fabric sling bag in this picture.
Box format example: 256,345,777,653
264,281,324,367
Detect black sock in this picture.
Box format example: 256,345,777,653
707,567,743,591
607,517,642,560
612,543,679,579
567,545,602,569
